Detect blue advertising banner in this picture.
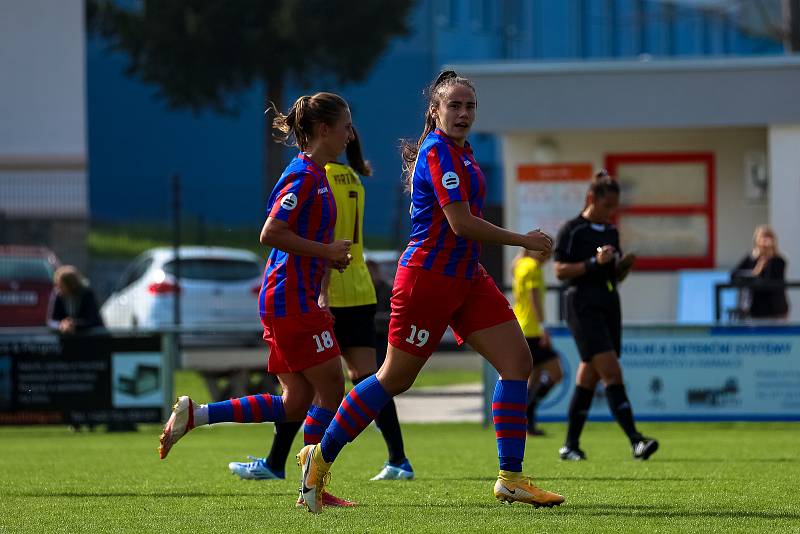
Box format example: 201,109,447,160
534,325,800,422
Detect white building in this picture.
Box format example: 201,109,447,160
453,56,800,322
0,0,88,269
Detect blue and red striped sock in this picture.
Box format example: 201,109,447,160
320,375,391,463
207,394,285,424
492,379,527,472
304,405,335,445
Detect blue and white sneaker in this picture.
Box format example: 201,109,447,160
370,459,415,480
228,456,285,480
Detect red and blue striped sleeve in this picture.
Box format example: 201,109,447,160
427,143,469,208
268,172,312,226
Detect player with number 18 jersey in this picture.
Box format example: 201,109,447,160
259,152,341,373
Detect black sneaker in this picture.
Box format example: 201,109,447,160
632,437,659,460
558,445,587,461
527,426,545,436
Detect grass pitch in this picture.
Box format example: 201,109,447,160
1,421,798,533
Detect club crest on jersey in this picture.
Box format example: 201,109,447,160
442,171,460,190
280,193,298,210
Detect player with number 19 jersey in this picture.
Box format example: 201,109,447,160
259,153,341,373
390,129,516,358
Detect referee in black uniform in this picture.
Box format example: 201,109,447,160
553,170,658,461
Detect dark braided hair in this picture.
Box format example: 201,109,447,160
399,70,476,191
345,126,372,177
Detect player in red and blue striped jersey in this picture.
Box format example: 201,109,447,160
259,153,334,316
399,126,485,278
296,71,566,514
159,93,356,507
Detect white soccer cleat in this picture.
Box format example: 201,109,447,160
158,396,195,459
370,459,415,480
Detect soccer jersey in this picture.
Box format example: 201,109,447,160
554,214,620,298
512,256,545,338
399,129,485,279
259,153,336,317
324,162,377,308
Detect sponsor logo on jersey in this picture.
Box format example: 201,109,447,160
280,193,298,210
463,159,472,166
442,171,460,190
317,187,329,194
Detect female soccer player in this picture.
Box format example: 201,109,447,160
158,93,354,486
511,249,564,436
296,71,565,513
228,128,414,483
553,170,658,461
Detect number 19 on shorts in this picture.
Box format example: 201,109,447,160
406,324,430,347
313,330,334,353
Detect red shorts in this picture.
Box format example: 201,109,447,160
261,309,341,374
388,265,517,358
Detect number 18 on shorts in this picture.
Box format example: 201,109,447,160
261,310,341,373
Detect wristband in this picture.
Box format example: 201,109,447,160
584,256,599,273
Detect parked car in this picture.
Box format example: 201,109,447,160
101,247,264,344
363,249,400,284
0,246,60,327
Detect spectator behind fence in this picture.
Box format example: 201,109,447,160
731,225,789,320
47,265,105,334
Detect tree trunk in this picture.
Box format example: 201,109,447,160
785,0,800,52
264,74,285,199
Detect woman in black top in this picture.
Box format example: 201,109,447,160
553,171,657,461
731,225,789,320
47,265,104,334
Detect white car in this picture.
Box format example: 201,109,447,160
101,247,264,343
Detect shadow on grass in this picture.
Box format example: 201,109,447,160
434,482,708,486
561,503,800,520
655,458,799,463
8,491,289,498
377,502,800,520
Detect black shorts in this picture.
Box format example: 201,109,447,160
526,337,559,366
565,289,621,362
330,304,377,350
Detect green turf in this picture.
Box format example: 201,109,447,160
1,422,798,533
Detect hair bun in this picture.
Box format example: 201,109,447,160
434,70,458,87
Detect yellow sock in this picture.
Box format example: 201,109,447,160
498,470,524,482
313,444,333,469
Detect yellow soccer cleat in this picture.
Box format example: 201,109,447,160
493,472,565,508
296,444,334,514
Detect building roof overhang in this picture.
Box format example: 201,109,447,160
446,56,800,133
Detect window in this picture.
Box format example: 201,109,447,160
606,152,715,270
163,259,261,281
115,257,154,292
0,258,54,282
